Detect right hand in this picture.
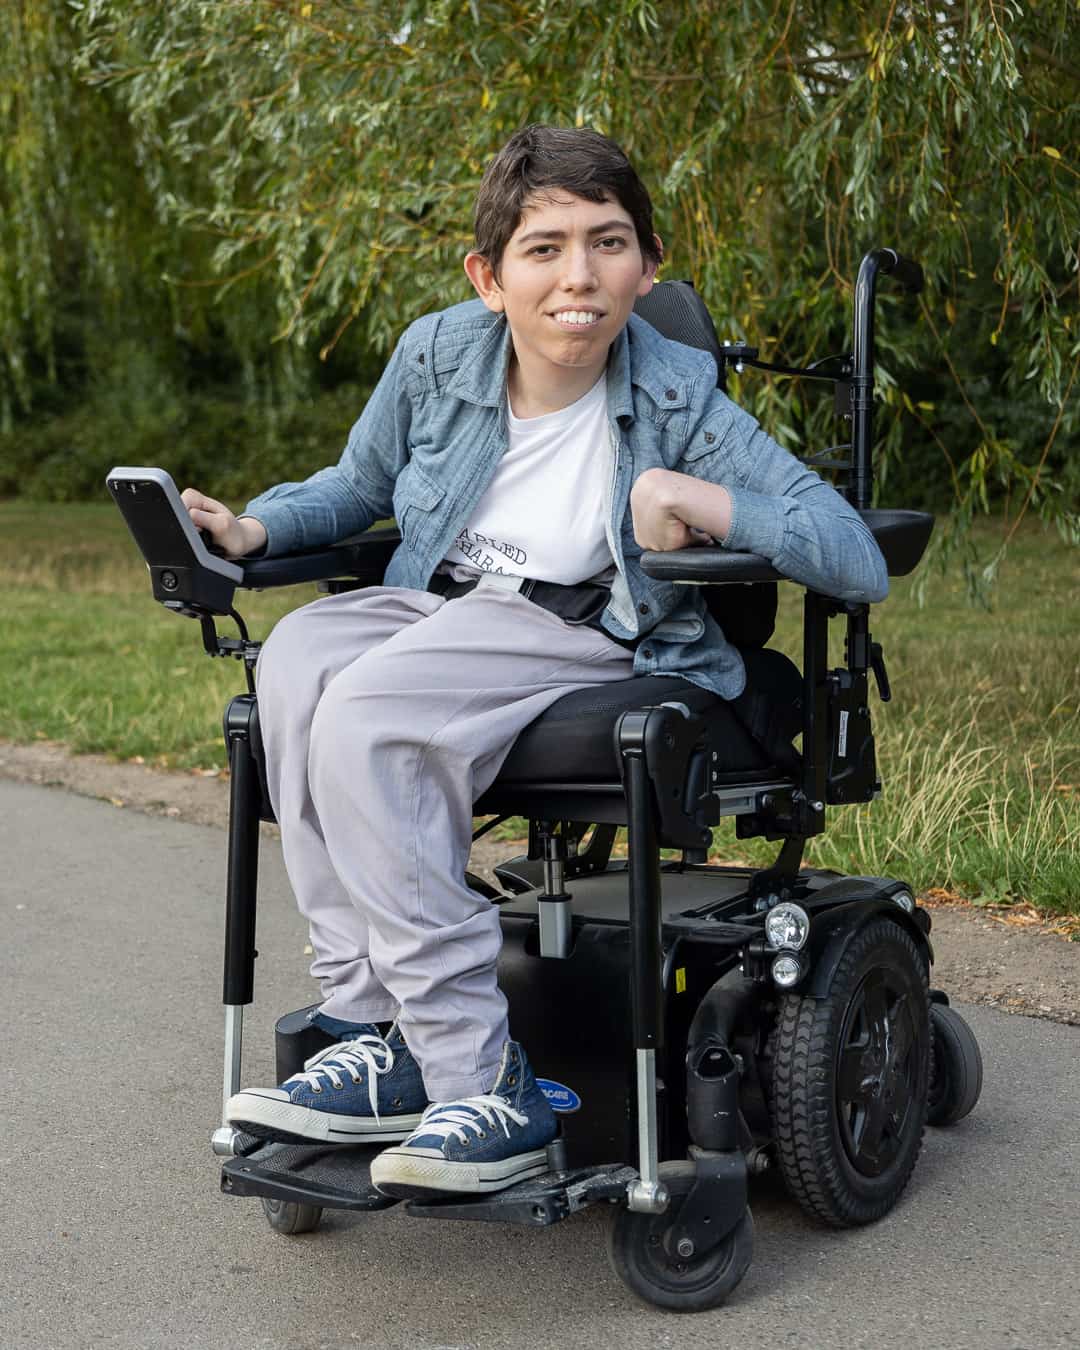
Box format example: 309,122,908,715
180,488,267,559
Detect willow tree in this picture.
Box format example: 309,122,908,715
12,1,1080,557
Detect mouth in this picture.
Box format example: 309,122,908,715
550,308,604,331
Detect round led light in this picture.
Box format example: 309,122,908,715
771,954,803,988
765,902,810,951
893,890,916,913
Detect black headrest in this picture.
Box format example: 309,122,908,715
632,280,722,368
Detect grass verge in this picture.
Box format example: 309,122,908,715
1,501,1077,915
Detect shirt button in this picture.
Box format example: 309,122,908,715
638,602,649,614
704,431,715,444
665,388,677,400
642,648,654,660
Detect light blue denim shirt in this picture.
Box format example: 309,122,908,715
245,300,887,699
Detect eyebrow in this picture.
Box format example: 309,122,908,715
515,220,635,245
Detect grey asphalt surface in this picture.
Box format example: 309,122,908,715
3,778,1079,1350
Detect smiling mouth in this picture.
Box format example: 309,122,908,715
551,310,603,329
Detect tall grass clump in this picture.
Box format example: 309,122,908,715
795,705,1080,915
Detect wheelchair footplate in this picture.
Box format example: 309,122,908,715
221,1136,634,1226
221,1136,394,1212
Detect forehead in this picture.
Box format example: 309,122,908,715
510,190,634,239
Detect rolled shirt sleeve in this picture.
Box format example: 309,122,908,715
690,394,889,604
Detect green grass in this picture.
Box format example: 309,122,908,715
1,501,1077,914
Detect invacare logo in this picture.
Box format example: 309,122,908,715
536,1078,582,1114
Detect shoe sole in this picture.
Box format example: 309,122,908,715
226,1090,425,1145
369,1146,550,1199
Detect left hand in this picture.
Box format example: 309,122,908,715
630,468,718,551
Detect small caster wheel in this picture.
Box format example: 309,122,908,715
927,1003,983,1127
607,1161,754,1312
261,1196,323,1235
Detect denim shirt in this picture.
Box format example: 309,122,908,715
245,300,888,699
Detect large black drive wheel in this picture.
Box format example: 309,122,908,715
607,1161,754,1313
927,1003,983,1127
261,1196,323,1235
769,916,931,1227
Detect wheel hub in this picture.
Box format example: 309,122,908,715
836,968,919,1177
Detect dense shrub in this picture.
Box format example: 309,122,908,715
0,383,374,506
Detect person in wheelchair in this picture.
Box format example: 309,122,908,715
180,124,888,1200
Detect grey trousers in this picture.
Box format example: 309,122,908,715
254,581,635,1100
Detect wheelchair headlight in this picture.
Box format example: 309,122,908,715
771,954,806,988
765,902,810,952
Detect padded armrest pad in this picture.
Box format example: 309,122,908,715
240,528,401,588
859,509,934,576
640,548,783,584
640,509,934,585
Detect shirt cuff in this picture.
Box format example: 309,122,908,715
722,486,787,559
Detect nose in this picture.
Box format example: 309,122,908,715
558,242,598,293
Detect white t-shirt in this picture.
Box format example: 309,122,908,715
439,375,613,585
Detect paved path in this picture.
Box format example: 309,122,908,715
2,779,1078,1350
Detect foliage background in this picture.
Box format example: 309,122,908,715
1,0,1077,578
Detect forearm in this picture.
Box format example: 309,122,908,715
721,424,888,602
243,465,381,557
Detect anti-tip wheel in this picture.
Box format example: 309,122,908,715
261,1196,323,1235
607,1161,754,1312
927,1002,983,1127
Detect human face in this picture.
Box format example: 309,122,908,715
465,192,659,409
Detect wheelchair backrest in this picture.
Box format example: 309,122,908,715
633,281,778,650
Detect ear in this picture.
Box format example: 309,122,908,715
636,235,663,296
464,252,505,313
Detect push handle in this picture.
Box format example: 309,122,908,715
849,248,923,510
879,248,925,294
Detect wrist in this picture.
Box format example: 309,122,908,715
236,516,268,557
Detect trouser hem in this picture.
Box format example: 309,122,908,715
423,1061,504,1103
318,996,401,1024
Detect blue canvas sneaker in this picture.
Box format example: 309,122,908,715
369,1040,557,1198
226,1022,428,1145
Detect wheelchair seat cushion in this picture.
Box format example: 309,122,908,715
494,648,802,785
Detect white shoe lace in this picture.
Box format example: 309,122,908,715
415,1094,528,1145
288,1033,395,1123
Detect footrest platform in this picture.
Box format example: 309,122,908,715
221,1137,636,1226
221,1138,393,1212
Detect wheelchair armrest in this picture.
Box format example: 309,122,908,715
239,528,401,589
859,509,934,576
639,548,782,585
639,509,934,586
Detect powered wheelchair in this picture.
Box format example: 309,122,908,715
108,246,982,1313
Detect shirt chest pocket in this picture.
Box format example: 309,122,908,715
393,460,447,549
676,409,737,481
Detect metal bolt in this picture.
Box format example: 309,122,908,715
676,1238,695,1258
161,570,178,591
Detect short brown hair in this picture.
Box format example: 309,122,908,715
473,125,661,276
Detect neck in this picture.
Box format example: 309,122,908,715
506,351,608,418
